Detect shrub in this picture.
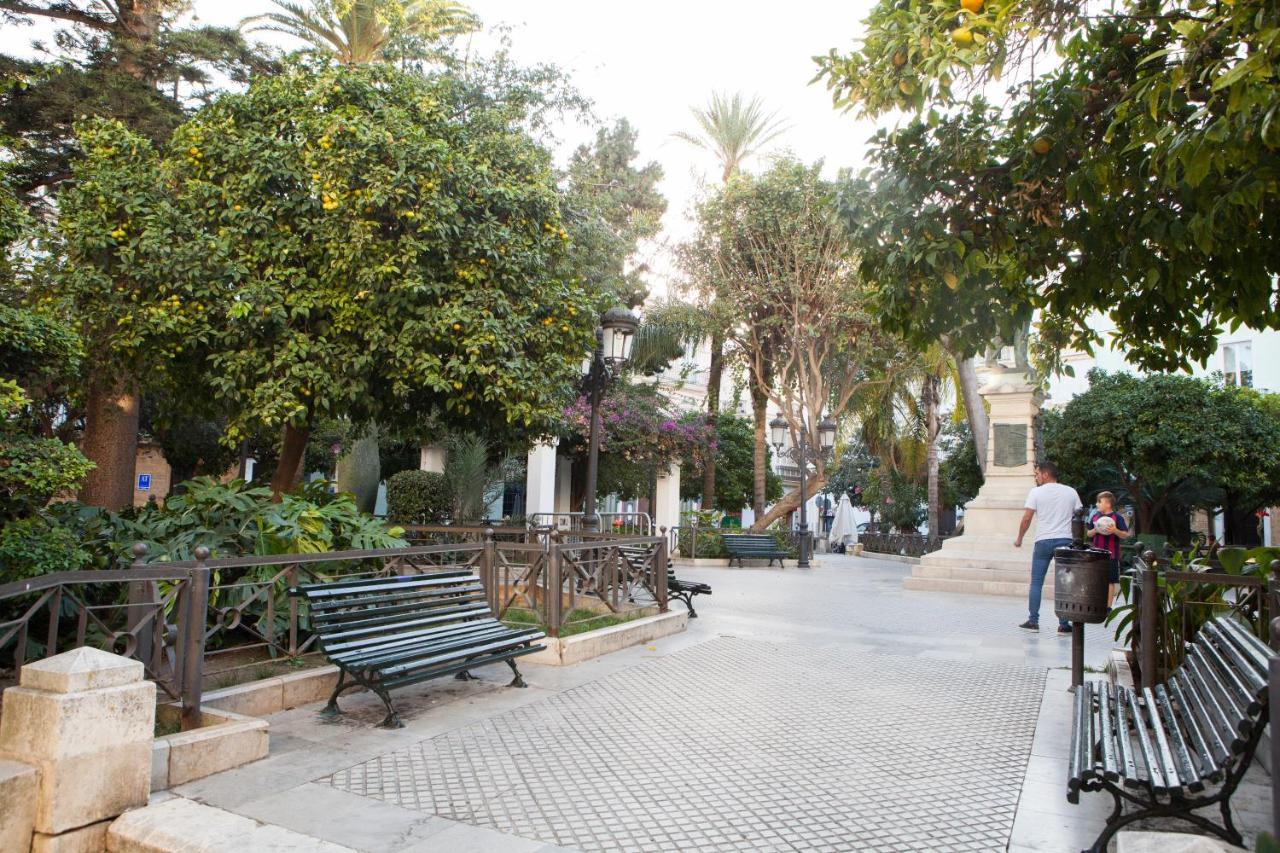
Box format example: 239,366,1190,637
0,514,90,583
386,470,452,524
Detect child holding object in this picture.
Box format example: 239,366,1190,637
1086,491,1131,607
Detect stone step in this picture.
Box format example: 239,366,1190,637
108,797,357,852
903,575,1049,598
910,563,1050,585
918,554,1035,572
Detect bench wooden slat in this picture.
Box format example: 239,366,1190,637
1068,682,1090,799
1204,620,1269,696
380,644,538,692
1154,684,1203,791
310,583,485,614
1189,645,1253,738
298,571,476,599
1125,687,1165,791
312,594,488,630
336,622,538,668
1113,684,1139,785
1142,686,1186,792
330,620,515,664
1200,639,1262,719
319,601,491,636
1169,671,1227,781
377,631,546,679
1097,681,1119,782
1182,649,1249,752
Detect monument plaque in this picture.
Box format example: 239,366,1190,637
993,423,1028,468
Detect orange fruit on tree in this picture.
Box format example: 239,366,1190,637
1032,137,1052,155
960,0,984,12
892,51,908,68
951,28,974,46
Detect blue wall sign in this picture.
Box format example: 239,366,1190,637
137,473,152,491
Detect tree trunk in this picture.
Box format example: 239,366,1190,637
948,342,989,473
701,330,724,510
924,374,941,539
270,422,311,500
751,473,827,531
78,377,141,510
751,381,769,518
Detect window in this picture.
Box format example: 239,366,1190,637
1224,341,1253,388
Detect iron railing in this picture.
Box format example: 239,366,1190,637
529,511,653,537
667,525,801,560
0,532,667,726
858,532,948,558
1128,550,1280,691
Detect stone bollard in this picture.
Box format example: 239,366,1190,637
0,646,156,851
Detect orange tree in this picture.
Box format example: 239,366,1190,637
818,0,1280,373
49,60,596,499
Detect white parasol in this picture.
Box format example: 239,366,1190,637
829,493,858,547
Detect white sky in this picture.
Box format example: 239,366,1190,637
3,0,892,298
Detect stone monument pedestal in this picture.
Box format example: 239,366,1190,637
905,370,1048,599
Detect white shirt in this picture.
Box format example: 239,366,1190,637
1025,482,1082,541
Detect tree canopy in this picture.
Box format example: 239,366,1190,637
1042,370,1280,541
818,0,1280,371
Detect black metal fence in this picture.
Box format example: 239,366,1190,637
857,532,949,558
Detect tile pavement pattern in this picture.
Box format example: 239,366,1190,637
327,637,1046,852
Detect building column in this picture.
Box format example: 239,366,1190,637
525,439,559,521
418,442,446,474
654,462,682,534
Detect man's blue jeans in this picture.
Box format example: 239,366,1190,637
1030,538,1072,628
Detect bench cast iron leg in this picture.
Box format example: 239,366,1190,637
455,670,475,681
320,670,346,718
506,658,528,688
373,685,403,729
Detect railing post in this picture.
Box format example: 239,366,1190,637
126,542,155,667
181,545,210,731
1271,617,1280,839
1269,561,1280,636
482,528,498,613
1139,551,1159,692
656,528,669,613
691,520,698,560
546,543,562,638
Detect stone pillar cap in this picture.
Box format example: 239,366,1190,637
18,647,144,694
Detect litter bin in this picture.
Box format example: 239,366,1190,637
1053,545,1113,624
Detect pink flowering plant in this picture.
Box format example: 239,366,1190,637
563,384,714,480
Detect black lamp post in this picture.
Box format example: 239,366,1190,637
581,306,638,532
771,412,837,568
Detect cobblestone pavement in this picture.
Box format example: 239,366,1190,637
328,635,1045,852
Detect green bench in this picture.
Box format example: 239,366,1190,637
722,533,789,568
290,571,545,728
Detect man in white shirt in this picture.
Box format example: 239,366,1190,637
1014,460,1082,633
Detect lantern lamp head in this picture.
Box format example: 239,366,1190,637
818,416,837,451
599,306,638,369
769,414,788,450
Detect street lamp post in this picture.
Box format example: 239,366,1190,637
771,413,837,569
581,307,638,532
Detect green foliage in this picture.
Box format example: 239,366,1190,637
819,0,1280,371
0,513,90,582
444,434,505,522
385,469,453,524
863,468,927,531
1043,370,1280,539
158,60,594,448
560,118,666,307
681,412,781,512
113,477,405,563
0,379,94,521
0,0,270,203
939,420,983,508
673,91,788,181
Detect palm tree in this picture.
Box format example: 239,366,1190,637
676,92,787,515
674,92,790,183
243,0,479,65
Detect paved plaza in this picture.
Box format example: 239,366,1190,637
168,555,1272,851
